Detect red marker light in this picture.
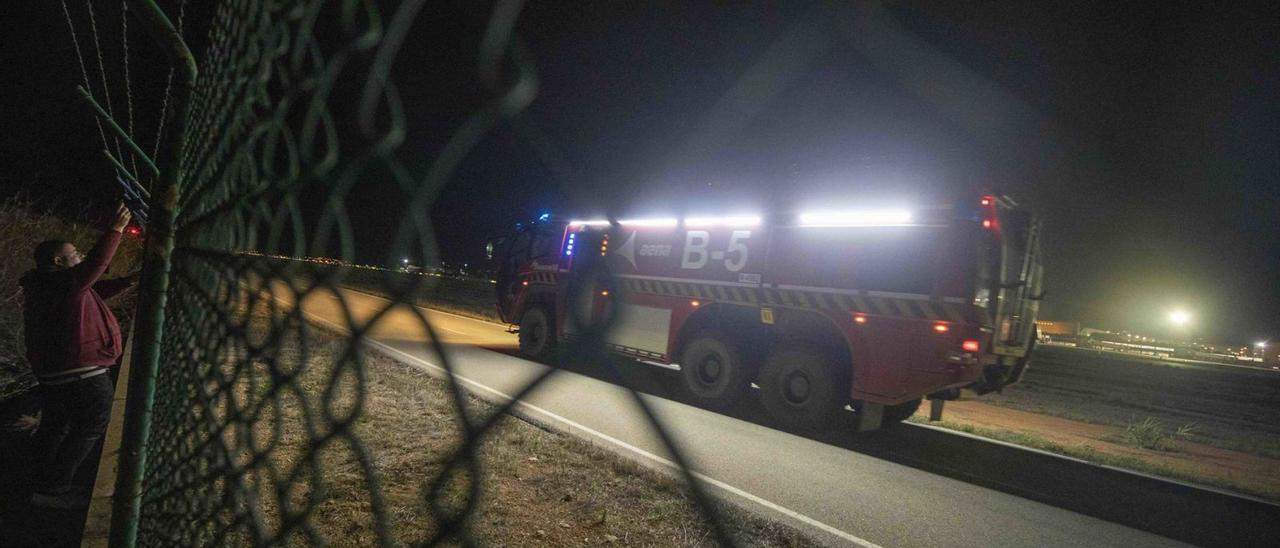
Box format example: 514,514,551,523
982,219,993,229
853,314,868,325
981,197,992,206
601,290,609,296
521,280,529,286
933,323,950,333
962,340,981,352
125,226,142,236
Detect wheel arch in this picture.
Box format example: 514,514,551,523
671,303,853,385
516,287,558,321
672,302,767,364
767,308,854,390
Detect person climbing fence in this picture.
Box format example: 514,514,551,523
20,204,136,509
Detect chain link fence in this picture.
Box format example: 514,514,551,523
120,1,742,545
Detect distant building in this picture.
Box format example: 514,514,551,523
1034,320,1078,336
1263,345,1280,365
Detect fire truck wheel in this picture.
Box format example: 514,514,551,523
759,346,847,433
679,332,752,410
518,306,556,360
882,398,922,426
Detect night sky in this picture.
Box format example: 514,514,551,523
1,1,1276,344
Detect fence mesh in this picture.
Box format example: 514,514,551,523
135,1,737,545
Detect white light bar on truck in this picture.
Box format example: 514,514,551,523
797,209,913,227
568,219,611,226
619,218,679,227
683,215,762,227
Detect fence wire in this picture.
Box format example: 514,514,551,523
134,1,737,545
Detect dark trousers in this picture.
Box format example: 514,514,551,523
31,373,114,494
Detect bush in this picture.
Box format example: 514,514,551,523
0,198,142,400
1122,417,1197,451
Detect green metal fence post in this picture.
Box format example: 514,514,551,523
108,1,197,546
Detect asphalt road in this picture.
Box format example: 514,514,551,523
276,285,1185,547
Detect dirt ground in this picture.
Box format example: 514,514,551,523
981,345,1280,459
920,400,1280,501
213,312,819,547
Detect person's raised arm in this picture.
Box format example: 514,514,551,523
70,204,131,292
94,272,139,299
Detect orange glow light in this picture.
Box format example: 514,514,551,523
521,280,529,286
601,290,609,296
690,300,700,307
853,314,868,325
933,323,950,333
962,340,981,352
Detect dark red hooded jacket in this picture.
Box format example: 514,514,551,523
19,231,135,381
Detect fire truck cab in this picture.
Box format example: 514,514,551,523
491,194,1042,432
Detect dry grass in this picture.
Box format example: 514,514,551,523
908,415,1280,502
228,309,818,547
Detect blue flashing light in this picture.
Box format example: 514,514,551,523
538,212,551,222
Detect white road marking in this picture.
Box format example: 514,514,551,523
300,298,881,548
327,288,489,336
432,324,472,336
338,286,508,328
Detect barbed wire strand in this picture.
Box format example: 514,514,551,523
83,0,128,166
59,0,113,169
122,1,139,179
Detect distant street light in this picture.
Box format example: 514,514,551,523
402,258,410,264
1169,310,1191,326
1257,341,1268,349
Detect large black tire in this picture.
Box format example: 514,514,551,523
518,306,555,361
679,331,753,410
882,398,922,425
758,346,848,433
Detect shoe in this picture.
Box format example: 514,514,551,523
29,491,90,510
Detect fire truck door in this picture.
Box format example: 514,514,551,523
495,231,532,320
567,230,606,331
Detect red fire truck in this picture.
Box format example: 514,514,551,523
491,194,1042,431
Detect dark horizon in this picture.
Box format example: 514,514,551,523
2,1,1276,345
